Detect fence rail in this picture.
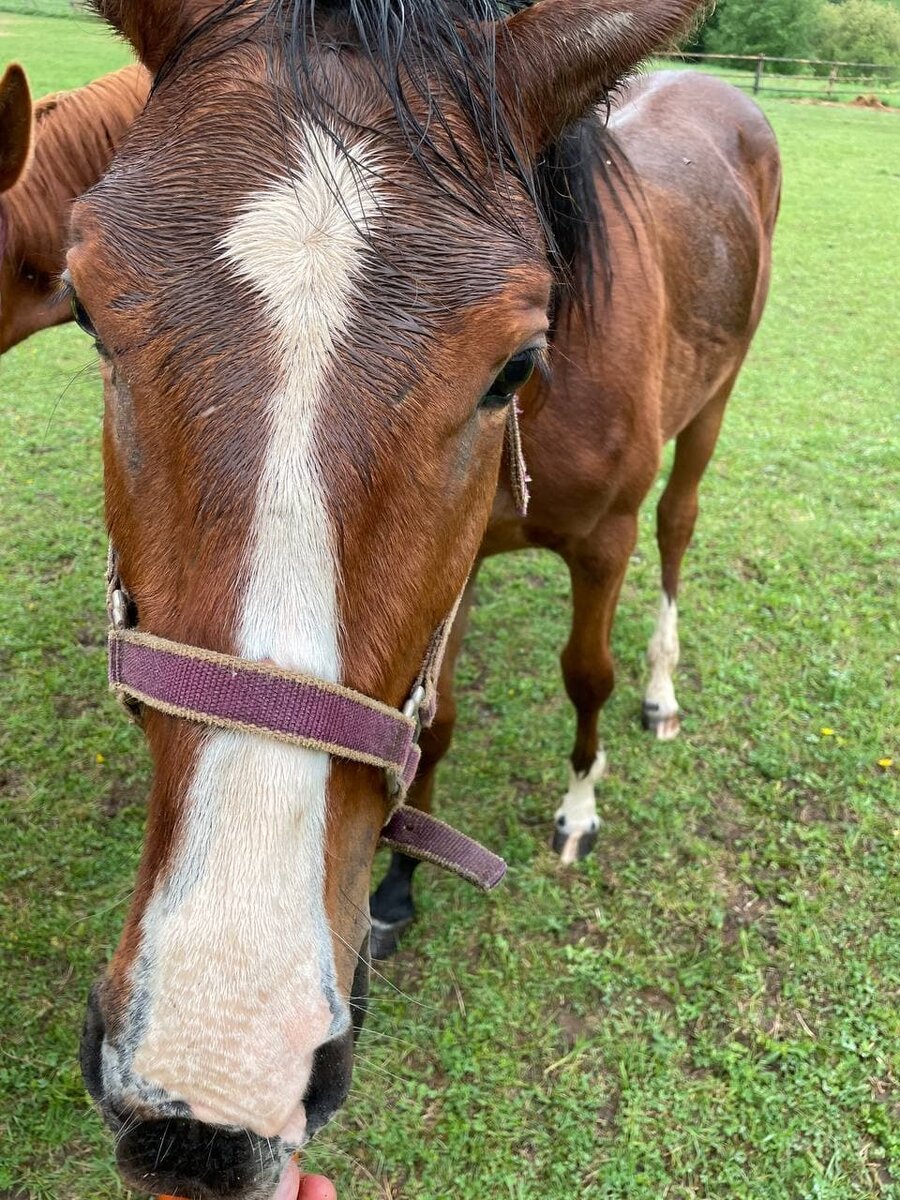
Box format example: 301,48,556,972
656,52,900,105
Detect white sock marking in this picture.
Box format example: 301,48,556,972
555,751,606,833
645,593,680,718
127,127,383,1140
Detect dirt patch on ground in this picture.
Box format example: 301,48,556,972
792,96,898,113
100,777,145,817
0,769,25,797
53,692,100,719
853,94,892,110
556,1006,600,1049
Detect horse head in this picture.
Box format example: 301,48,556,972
69,0,705,1195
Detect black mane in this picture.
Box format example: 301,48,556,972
128,0,634,323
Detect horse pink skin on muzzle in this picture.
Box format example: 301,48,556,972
68,0,709,1196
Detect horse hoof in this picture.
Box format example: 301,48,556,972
552,824,598,865
369,916,412,961
641,702,680,741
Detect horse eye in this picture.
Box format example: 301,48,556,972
72,295,98,339
480,350,537,410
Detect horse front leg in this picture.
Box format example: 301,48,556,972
369,573,478,959
555,515,637,864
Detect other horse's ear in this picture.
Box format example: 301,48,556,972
497,0,707,155
90,0,221,74
0,63,33,192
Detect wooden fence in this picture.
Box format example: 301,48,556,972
656,52,900,105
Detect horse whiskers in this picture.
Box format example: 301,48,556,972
205,1126,220,1174
113,1110,141,1149
355,1026,418,1050
348,1055,414,1086
303,1128,385,1188
65,887,135,933
329,919,441,1014
43,356,104,443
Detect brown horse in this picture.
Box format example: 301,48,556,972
0,62,149,353
54,0,772,1195
370,67,782,954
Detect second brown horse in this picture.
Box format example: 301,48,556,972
370,69,782,954
0,62,148,353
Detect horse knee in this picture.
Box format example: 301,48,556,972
657,491,699,553
561,646,615,714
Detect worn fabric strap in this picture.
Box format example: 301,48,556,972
380,807,507,891
107,628,507,888
109,629,422,789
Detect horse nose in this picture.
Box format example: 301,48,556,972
79,984,108,1115
116,1116,281,1199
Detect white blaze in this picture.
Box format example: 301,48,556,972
127,128,382,1139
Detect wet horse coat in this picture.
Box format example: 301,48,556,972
371,69,782,947
58,1,753,1195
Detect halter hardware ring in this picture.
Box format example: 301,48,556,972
110,588,129,630
402,684,427,725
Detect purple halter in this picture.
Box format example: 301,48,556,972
105,403,531,892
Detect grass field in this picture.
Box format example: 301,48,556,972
1,12,899,1200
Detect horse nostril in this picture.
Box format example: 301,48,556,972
303,937,369,1138
116,1117,280,1199
79,984,106,1112
302,1028,354,1137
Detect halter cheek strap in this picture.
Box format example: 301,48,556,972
104,403,530,893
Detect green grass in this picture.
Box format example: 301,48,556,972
2,16,899,1200
0,11,132,93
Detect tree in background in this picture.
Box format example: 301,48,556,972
817,0,900,64
705,0,824,59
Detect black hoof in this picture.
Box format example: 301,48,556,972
641,701,680,741
369,916,413,961
552,825,598,864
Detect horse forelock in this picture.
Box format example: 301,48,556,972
137,0,631,295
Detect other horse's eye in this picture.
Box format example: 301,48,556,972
72,295,98,339
480,349,537,410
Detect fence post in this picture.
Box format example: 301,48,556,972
754,54,765,94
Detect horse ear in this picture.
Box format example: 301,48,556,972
0,64,33,193
90,0,220,73
497,0,707,154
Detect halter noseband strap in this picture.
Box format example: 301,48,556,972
104,403,531,893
